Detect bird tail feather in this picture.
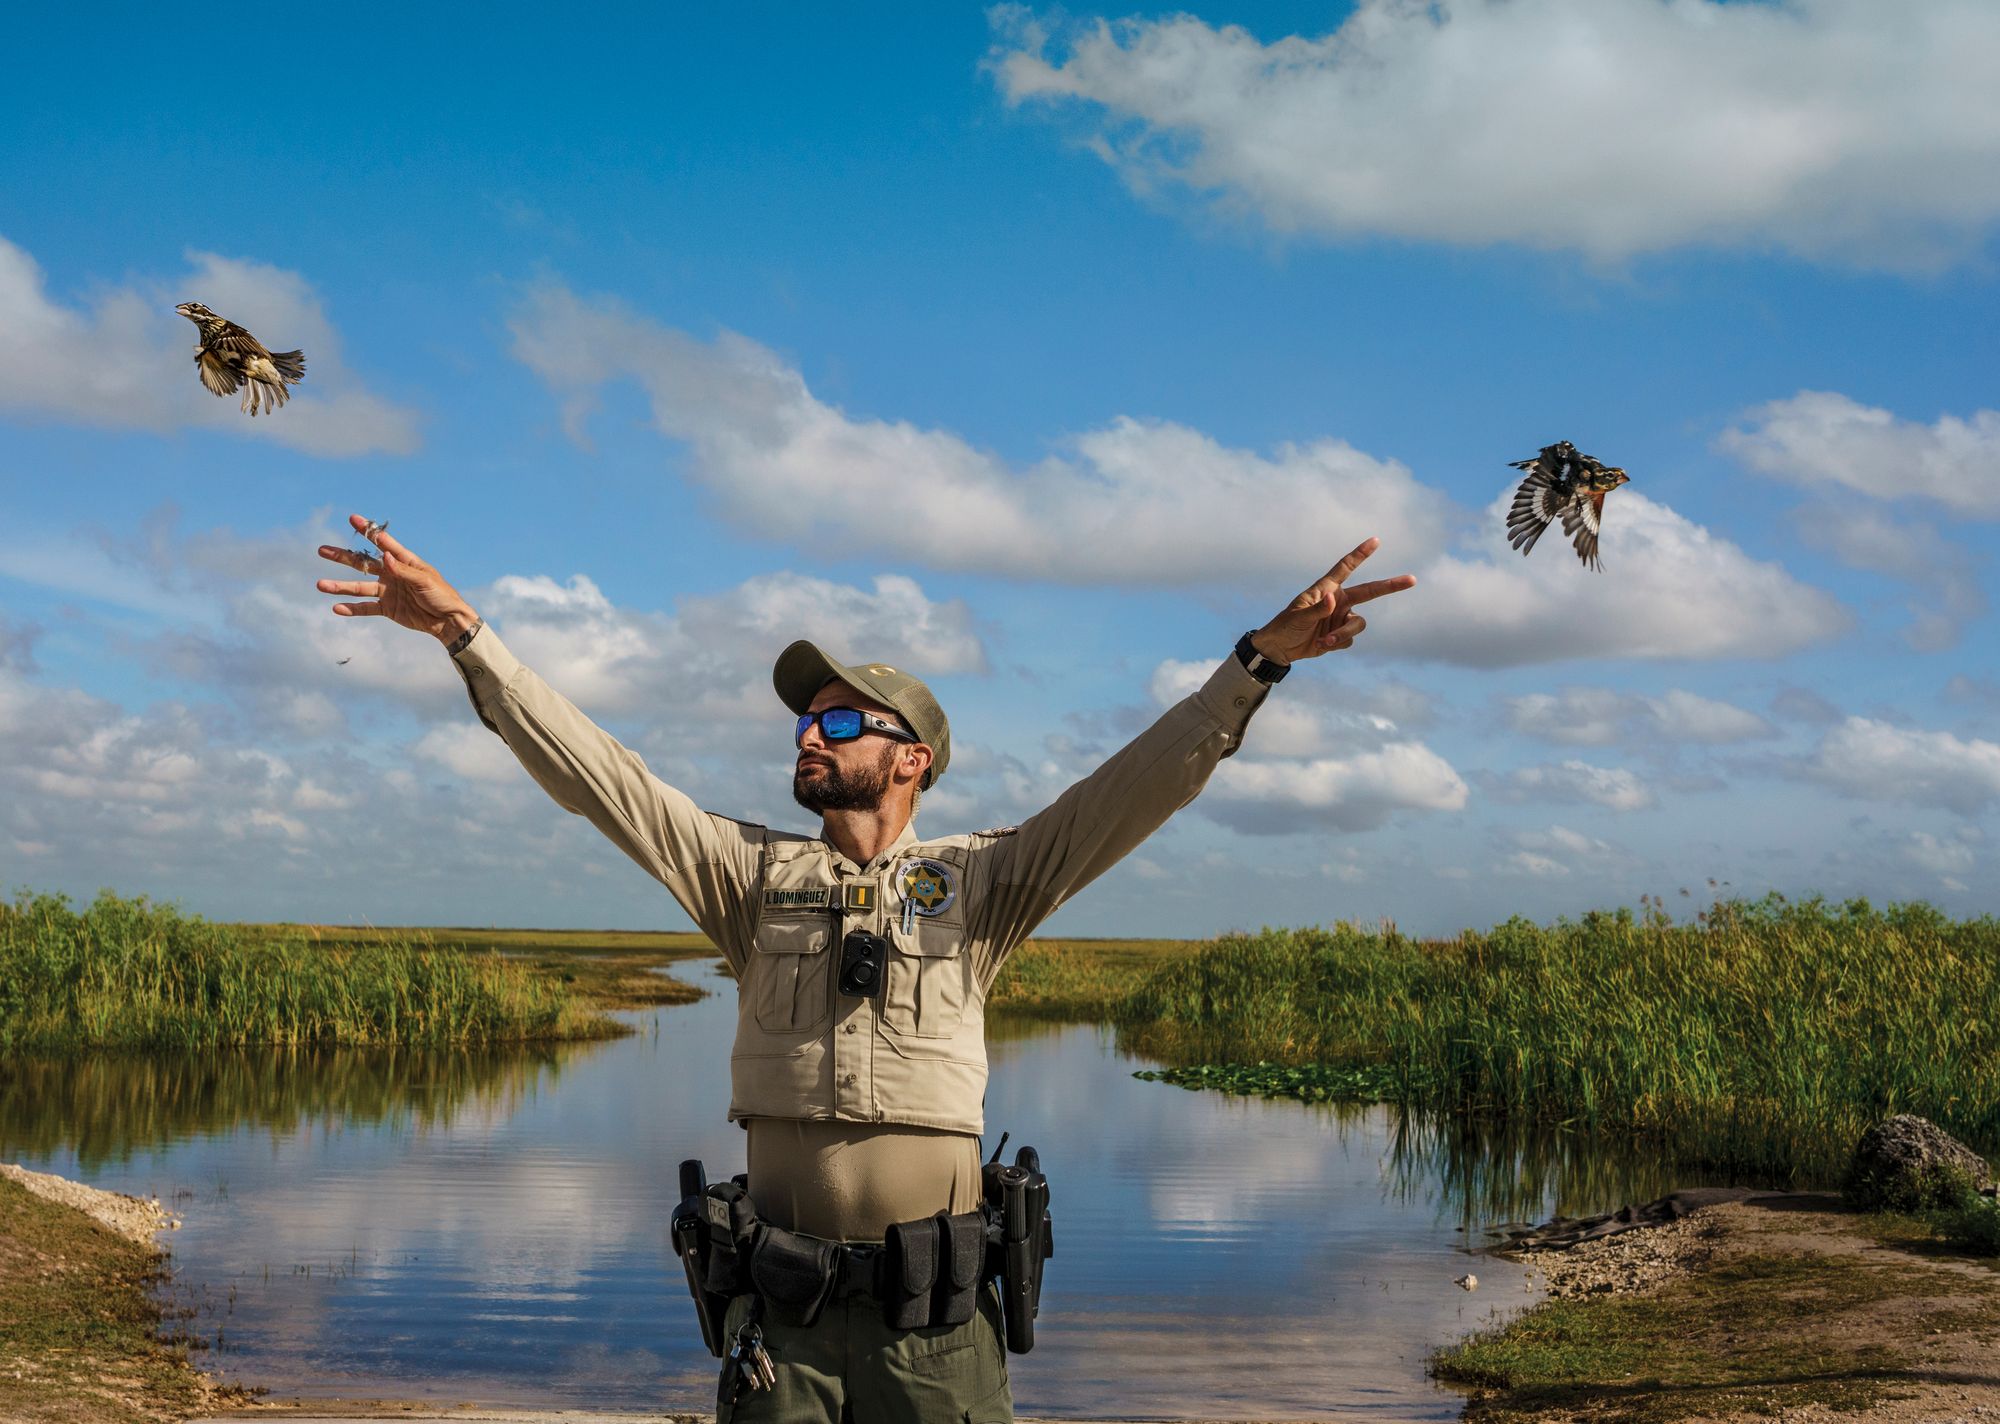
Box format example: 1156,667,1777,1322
270,349,306,382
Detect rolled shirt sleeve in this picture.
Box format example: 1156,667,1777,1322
450,623,761,971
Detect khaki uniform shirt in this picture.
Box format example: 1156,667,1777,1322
452,626,1270,1136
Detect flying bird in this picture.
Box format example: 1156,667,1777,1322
175,302,305,417
1506,441,1630,571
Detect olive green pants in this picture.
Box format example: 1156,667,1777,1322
715,1287,1013,1423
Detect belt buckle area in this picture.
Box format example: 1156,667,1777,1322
836,1242,883,1299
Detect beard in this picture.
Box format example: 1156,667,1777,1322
792,740,898,814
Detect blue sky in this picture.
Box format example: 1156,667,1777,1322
2,1,1996,937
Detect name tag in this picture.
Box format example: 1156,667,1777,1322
763,887,832,910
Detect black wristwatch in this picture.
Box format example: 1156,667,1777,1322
1234,631,1290,685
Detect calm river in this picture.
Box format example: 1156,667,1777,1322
0,963,1699,1419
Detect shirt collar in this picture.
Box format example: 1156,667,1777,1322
821,817,922,875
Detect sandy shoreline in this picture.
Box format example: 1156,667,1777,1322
0,1161,182,1244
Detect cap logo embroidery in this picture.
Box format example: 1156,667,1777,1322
869,665,895,676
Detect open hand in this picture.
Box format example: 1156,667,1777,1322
1251,537,1416,665
316,514,479,645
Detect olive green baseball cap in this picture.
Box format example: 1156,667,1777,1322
773,641,951,788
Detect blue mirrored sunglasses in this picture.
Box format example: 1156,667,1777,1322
795,707,919,746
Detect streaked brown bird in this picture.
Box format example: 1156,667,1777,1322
1506,440,1631,571
175,301,305,417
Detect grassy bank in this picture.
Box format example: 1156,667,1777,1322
1431,1198,2000,1424
1108,897,2000,1184
0,1173,216,1424
265,922,715,1011
1,891,614,1052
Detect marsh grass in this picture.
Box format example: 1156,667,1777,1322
986,936,1197,1018
0,891,611,1052
1115,896,2000,1183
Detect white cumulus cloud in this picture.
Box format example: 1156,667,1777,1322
507,283,1453,586
1805,717,2000,815
1904,828,1978,884
511,283,1846,671
1723,391,2000,515
0,235,420,457
1505,686,1774,746
1494,759,1656,812
1144,657,1469,833
1390,489,1847,666
1202,742,1471,834
989,1,2000,268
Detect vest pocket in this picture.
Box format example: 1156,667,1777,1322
884,920,969,1039
751,914,832,1034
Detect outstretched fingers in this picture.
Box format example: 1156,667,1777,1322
1341,574,1418,607
1324,536,1382,586
330,601,386,618
345,513,425,569
317,543,380,573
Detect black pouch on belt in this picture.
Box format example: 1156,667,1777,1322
885,1210,984,1329
701,1180,758,1297
750,1225,842,1328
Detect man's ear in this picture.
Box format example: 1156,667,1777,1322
903,743,934,786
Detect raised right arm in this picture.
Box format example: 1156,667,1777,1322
449,626,760,969
315,514,759,969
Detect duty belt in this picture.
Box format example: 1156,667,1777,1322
668,1144,1054,1353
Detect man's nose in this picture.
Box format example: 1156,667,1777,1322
798,720,830,752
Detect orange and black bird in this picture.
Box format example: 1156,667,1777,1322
175,302,305,417
1506,441,1630,572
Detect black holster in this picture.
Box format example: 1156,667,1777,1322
982,1144,1054,1354
749,1223,842,1327
668,1159,732,1357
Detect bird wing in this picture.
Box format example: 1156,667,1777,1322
209,320,276,360
196,348,241,397
1559,491,1608,571
1506,465,1569,555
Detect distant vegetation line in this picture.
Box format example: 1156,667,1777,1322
0,891,614,1052
1032,895,2000,1184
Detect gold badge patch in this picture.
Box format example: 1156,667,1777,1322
895,857,956,917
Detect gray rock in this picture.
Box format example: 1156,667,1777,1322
1845,1114,1995,1212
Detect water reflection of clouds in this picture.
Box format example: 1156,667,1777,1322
25,986,1543,1415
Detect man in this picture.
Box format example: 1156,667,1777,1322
315,515,1415,1422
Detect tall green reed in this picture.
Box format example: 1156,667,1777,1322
1116,896,2000,1183
0,890,607,1052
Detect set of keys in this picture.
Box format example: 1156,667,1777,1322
727,1315,776,1399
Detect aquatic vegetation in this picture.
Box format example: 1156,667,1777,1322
1131,1060,1400,1102
1115,896,2000,1184
0,890,612,1052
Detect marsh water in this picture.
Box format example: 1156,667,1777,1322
2,962,1728,1419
